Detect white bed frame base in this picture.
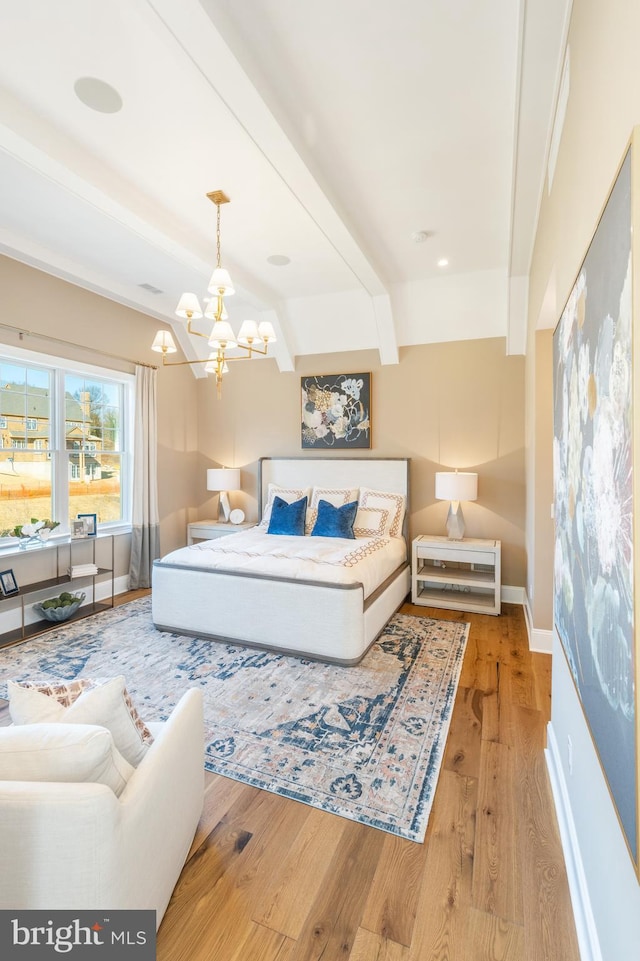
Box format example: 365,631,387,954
153,457,410,665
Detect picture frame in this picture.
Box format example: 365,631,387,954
77,513,97,537
71,519,87,539
0,569,19,596
301,372,371,449
553,139,639,875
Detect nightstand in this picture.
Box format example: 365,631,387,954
187,519,254,544
411,535,501,615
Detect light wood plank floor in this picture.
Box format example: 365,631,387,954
0,594,580,961
156,600,580,961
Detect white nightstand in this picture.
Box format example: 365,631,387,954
411,535,501,615
187,519,254,544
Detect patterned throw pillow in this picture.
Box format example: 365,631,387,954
8,676,154,767
306,487,358,533
259,485,311,529
357,488,406,538
353,506,390,538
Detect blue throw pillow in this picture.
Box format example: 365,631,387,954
267,495,308,536
311,499,358,539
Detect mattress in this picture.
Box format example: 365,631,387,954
158,527,407,600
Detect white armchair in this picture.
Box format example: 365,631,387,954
0,688,204,929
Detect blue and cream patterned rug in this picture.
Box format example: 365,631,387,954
0,597,469,842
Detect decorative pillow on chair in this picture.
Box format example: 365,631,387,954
311,499,358,539
267,495,308,536
8,676,154,767
0,723,134,797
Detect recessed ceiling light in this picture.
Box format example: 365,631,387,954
266,254,291,266
74,77,123,114
437,258,449,268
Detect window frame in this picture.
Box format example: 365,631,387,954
0,344,135,539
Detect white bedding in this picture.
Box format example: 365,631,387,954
159,527,407,600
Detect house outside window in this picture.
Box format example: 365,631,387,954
0,348,134,536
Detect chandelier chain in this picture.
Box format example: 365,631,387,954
216,203,222,269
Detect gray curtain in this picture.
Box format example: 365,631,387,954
129,365,160,589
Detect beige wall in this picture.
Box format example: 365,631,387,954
527,0,640,628
0,255,199,564
196,338,526,588
526,2,640,954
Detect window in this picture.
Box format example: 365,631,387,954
0,347,134,537
0,417,6,428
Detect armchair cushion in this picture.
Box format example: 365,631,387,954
0,723,134,796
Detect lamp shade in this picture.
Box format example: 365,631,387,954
258,320,277,343
207,267,235,296
208,320,237,349
175,293,203,320
151,330,177,353
204,299,228,321
435,472,478,502
237,320,260,345
207,468,241,492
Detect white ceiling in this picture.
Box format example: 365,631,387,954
0,0,571,375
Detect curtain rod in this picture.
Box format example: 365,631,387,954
0,322,158,370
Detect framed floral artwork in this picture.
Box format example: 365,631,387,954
301,373,371,449
553,141,638,874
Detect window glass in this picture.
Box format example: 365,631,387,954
64,375,124,524
0,365,53,528
0,351,132,537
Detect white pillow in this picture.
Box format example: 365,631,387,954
357,487,406,538
259,484,311,529
306,487,358,533
353,506,389,538
0,723,134,797
8,676,153,767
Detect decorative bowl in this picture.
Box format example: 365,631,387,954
33,592,86,622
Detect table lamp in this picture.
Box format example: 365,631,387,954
206,467,241,523
435,471,478,540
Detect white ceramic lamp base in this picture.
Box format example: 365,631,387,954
218,491,231,523
445,501,466,540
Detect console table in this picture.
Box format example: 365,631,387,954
0,534,115,647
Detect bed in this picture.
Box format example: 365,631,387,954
151,457,410,664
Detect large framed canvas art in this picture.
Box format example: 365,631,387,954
301,373,371,449
553,139,640,874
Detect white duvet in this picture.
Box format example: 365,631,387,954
159,528,407,600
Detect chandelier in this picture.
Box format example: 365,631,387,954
151,190,276,398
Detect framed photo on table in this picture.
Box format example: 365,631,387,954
0,569,19,596
77,513,97,537
71,519,86,539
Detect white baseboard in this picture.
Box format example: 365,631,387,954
520,593,553,653
545,724,602,961
501,584,525,604
529,627,553,654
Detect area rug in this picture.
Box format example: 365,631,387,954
0,598,469,842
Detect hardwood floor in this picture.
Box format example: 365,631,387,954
0,594,580,960
156,601,580,961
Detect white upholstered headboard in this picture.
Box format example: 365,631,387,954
258,457,410,534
